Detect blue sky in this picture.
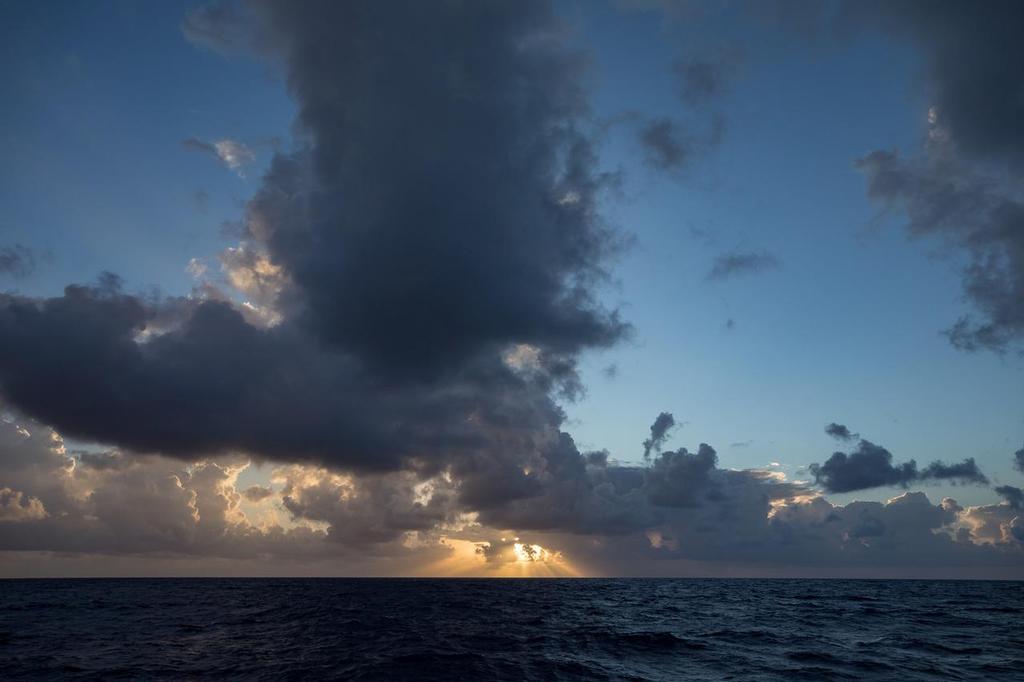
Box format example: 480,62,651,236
1,1,1023,576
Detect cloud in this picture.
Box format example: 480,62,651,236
824,422,856,441
959,500,1024,546
706,250,780,281
855,150,1024,353
918,459,989,485
644,443,717,507
0,277,589,475
0,411,1020,576
810,438,988,493
995,485,1023,510
1,0,1022,578
0,414,460,563
642,412,676,459
844,1,1024,353
242,485,273,502
0,1,626,492
638,118,690,170
672,56,735,107
0,244,35,278
843,1,1024,170
1015,446,1024,473
0,488,46,522
182,137,256,176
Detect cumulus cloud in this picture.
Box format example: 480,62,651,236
0,414,459,563
810,438,988,493
959,499,1024,546
0,244,35,278
0,488,46,522
0,410,1020,576
707,249,780,281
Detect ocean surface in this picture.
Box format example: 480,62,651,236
2,578,1023,680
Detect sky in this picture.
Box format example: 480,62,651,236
1,0,1023,578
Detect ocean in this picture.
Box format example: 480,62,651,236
2,578,1022,680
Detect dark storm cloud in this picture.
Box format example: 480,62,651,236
843,0,1024,169
216,0,628,377
2,1,1021,578
995,485,1024,510
810,438,988,493
706,250,780,281
843,1,1024,353
643,412,676,459
0,277,571,472
856,150,1024,353
644,443,717,507
0,0,627,476
0,244,34,278
825,422,856,442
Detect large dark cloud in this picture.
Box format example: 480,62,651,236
810,438,988,493
2,1,1023,578
856,150,1024,353
0,0,628,479
208,0,627,377
0,277,578,474
643,443,717,508
844,1,1024,353
843,0,1024,169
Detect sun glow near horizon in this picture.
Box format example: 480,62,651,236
416,538,582,577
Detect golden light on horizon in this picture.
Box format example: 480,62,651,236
416,537,582,577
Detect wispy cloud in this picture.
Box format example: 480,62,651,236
706,249,780,281
182,137,256,176
0,244,36,278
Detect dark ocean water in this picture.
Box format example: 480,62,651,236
2,579,1023,680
